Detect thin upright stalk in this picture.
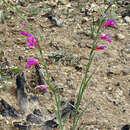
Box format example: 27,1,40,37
2,0,63,129
72,4,111,129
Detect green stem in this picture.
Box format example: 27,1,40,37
37,41,63,130
54,91,63,130
72,4,111,129
2,0,63,129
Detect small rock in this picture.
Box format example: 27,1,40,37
13,122,31,130
80,7,85,13
83,17,89,21
107,72,114,77
26,113,43,124
124,16,130,23
60,101,75,120
90,3,99,12
121,10,130,18
44,119,58,128
29,95,38,102
0,99,19,118
121,124,130,130
78,42,86,48
33,109,43,117
115,33,125,40
60,97,68,106
75,65,82,72
82,17,89,24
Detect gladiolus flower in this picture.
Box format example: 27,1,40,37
21,31,29,37
26,58,40,68
26,33,37,47
94,45,107,50
35,85,49,90
103,19,116,27
21,32,38,47
99,33,112,43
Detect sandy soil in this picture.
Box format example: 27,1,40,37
0,0,130,130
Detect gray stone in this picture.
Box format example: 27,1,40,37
115,33,125,40
124,16,130,23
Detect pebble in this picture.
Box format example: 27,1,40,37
121,124,130,130
78,42,86,48
115,33,125,40
26,113,43,124
124,16,130,23
13,122,31,130
83,17,89,22
44,119,58,128
0,10,2,20
121,10,130,18
90,3,99,12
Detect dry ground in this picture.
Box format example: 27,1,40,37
0,0,130,130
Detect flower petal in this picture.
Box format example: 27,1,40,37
99,33,112,43
21,32,37,47
26,58,40,68
21,31,29,36
103,19,116,27
35,85,49,90
94,45,107,50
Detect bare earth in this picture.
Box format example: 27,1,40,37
0,0,130,130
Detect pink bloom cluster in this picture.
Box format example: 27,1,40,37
35,85,49,90
21,23,50,90
26,58,40,68
21,31,37,47
99,33,112,43
94,14,116,50
103,19,116,27
21,31,40,68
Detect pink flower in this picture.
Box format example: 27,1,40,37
21,22,26,27
26,58,40,68
99,33,112,43
35,85,49,90
27,33,37,47
21,31,29,37
105,12,109,16
103,19,116,27
94,45,107,50
21,32,38,47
